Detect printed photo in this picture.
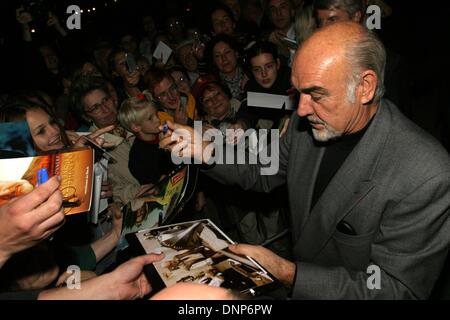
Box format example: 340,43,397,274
131,219,276,297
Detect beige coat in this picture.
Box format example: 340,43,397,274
89,125,140,205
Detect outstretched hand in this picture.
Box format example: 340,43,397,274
69,124,116,149
101,253,165,299
38,253,165,300
159,121,215,164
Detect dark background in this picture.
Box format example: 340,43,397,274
0,0,448,147
0,0,448,87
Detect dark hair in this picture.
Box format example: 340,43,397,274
70,76,111,117
194,79,232,115
0,99,71,149
168,65,191,82
245,41,278,68
144,68,174,95
107,47,127,78
208,33,242,55
205,34,243,73
209,3,236,32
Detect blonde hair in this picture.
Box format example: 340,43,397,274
295,4,316,44
118,91,157,132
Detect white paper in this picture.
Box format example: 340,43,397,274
153,41,173,65
247,92,295,110
89,158,109,224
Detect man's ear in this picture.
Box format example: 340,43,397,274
359,70,377,104
276,58,281,70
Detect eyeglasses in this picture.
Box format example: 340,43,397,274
252,61,277,75
85,95,112,115
157,83,178,101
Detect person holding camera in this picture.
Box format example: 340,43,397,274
109,48,145,104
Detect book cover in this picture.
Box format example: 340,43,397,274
0,147,94,215
121,165,196,236
126,219,278,297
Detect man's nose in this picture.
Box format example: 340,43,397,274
99,103,111,113
297,93,314,117
261,68,268,77
48,124,60,135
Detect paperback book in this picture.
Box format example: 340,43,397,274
121,165,197,236
0,147,94,215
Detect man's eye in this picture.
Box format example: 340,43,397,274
311,94,322,102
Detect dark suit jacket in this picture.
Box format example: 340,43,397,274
206,100,450,299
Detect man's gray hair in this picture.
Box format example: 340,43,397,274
345,29,386,103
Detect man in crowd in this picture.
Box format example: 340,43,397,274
266,0,297,65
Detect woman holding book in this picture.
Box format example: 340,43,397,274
0,98,123,292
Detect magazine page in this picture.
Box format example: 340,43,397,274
0,147,94,215
121,165,190,236
130,219,277,297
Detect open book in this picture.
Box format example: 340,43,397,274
121,165,197,236
0,147,94,215
126,219,278,297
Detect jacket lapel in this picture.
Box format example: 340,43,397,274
294,100,393,260
288,137,325,241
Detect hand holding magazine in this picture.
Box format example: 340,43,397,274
121,165,197,236
126,219,278,297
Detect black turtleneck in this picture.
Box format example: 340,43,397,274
310,121,372,211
